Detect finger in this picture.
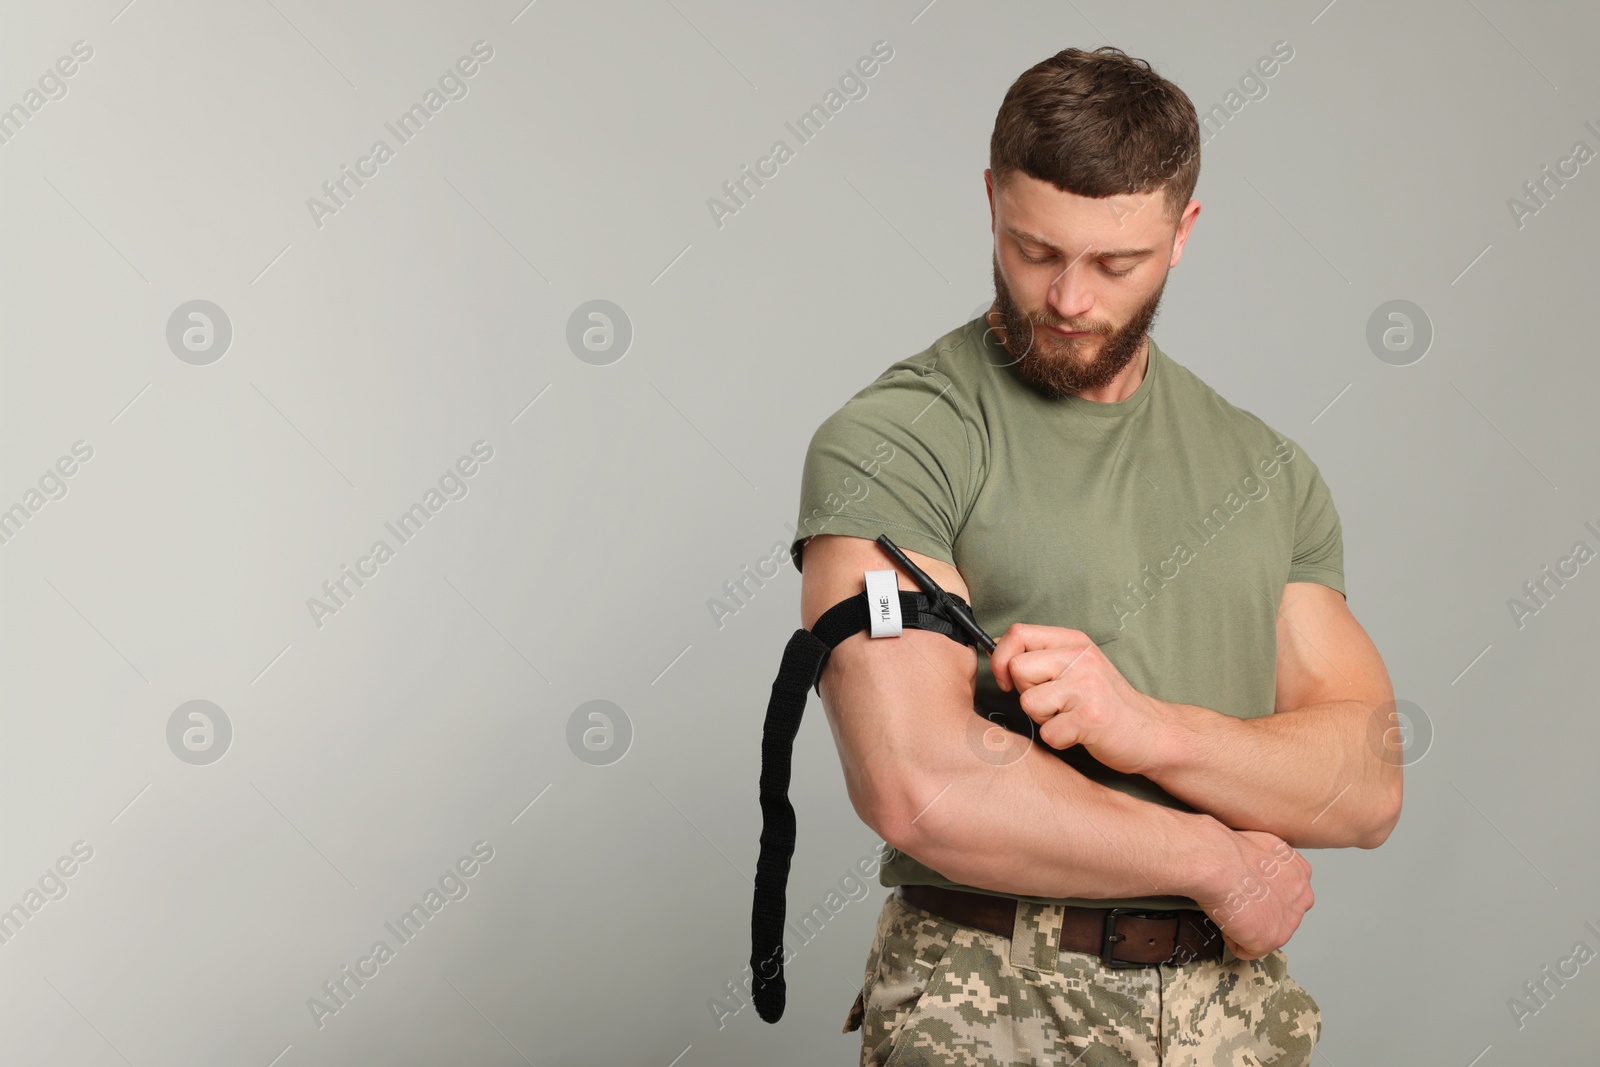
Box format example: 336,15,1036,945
990,625,1089,691
989,633,1017,692
1010,644,1097,695
1018,676,1083,729
1016,675,1061,722
987,624,1055,691
1038,713,1081,750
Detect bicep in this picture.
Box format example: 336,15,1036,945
798,534,978,841
1273,581,1393,714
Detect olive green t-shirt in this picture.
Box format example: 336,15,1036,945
790,315,1345,911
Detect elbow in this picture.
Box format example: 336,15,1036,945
1357,818,1396,850
867,768,961,861
857,769,910,854
1358,788,1403,849
867,786,929,859
843,753,932,852
1301,788,1400,850
867,807,914,859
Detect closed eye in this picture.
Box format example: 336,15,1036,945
1021,251,1135,277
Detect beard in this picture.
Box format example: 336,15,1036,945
987,252,1167,399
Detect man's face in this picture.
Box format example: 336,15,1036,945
984,169,1198,399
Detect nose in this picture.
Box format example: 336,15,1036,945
1045,260,1095,326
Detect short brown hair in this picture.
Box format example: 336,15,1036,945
990,46,1200,223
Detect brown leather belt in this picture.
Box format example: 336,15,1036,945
895,884,1224,968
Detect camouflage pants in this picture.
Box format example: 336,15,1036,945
844,890,1321,1066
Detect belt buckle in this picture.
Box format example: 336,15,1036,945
1100,907,1180,969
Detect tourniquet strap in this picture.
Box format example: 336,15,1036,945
750,588,982,1023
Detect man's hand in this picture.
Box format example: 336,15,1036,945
1190,829,1315,960
989,623,1174,776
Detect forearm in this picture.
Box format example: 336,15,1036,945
1150,698,1401,849
877,736,1238,903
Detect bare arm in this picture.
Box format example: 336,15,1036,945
801,533,1242,903
1144,582,1404,850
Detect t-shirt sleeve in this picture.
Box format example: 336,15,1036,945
790,364,979,572
1285,439,1345,597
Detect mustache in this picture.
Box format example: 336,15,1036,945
1028,315,1108,335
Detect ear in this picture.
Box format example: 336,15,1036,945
1169,199,1201,267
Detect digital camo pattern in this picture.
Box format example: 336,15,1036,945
843,891,1320,1066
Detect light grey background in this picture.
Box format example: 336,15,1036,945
1,0,1596,1063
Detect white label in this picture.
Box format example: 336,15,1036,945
864,570,903,638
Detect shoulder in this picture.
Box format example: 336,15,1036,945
809,319,985,441
1154,341,1318,472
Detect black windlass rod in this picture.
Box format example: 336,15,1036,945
874,534,997,654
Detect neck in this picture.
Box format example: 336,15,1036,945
1074,336,1150,404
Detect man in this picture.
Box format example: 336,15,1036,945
788,46,1400,1066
